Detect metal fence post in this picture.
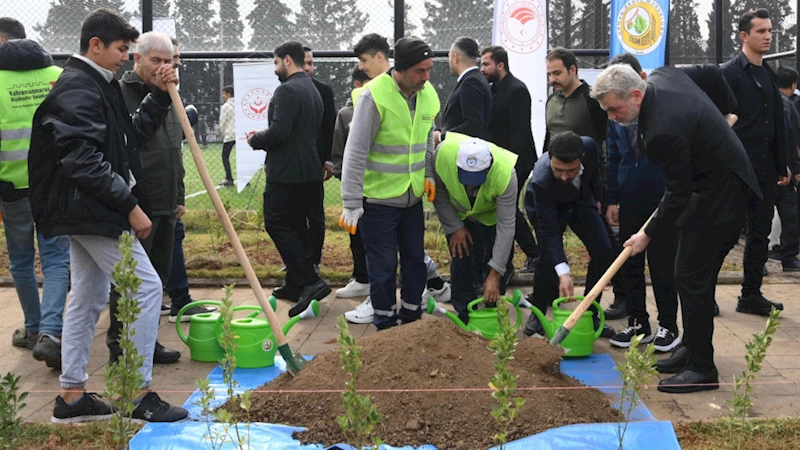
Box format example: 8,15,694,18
395,0,405,42
142,0,153,32
715,0,723,64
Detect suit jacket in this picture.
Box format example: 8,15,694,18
488,73,537,175
249,72,323,184
440,68,492,141
312,78,336,163
524,137,602,266
637,65,761,238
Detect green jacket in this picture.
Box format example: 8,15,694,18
120,70,185,216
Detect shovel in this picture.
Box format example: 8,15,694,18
167,84,307,376
549,210,656,349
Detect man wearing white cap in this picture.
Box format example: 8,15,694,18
432,133,518,324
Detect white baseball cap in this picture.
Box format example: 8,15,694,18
456,138,492,185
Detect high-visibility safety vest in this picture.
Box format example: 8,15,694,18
435,132,518,226
0,65,62,188
361,73,439,199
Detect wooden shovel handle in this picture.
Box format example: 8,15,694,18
560,210,656,332
166,84,289,347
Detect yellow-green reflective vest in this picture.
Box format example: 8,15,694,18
362,73,439,199
435,132,518,226
0,65,62,188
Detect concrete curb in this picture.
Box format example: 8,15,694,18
0,272,753,289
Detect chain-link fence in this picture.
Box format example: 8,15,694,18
7,0,799,212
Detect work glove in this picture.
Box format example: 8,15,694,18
339,207,364,235
424,177,436,202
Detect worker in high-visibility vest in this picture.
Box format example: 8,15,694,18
339,36,439,330
432,134,518,324
0,17,69,369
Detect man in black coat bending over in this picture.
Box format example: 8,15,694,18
592,63,761,393
247,41,331,316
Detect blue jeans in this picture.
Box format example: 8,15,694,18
359,201,426,329
0,197,70,337
165,219,192,311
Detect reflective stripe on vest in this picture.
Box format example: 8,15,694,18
362,73,440,200
435,132,518,226
0,65,62,189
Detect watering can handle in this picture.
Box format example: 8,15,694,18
593,300,606,340
175,300,223,344
551,209,655,346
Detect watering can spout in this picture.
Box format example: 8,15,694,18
282,300,319,336
425,297,469,332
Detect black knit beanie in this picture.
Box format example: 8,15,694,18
394,37,433,71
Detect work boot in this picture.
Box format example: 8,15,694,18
12,328,37,350
523,314,546,337
32,335,62,369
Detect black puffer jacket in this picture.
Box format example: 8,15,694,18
28,57,171,239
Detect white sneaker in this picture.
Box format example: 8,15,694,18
344,297,373,324
425,282,451,303
336,279,370,298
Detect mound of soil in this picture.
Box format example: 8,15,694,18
230,318,618,449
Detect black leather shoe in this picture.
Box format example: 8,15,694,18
153,342,181,364
518,256,538,274
289,280,331,317
657,367,719,393
737,294,784,317
782,258,800,272
599,324,615,339
273,283,299,302
524,314,546,337
713,300,720,317
603,299,628,321
655,346,690,374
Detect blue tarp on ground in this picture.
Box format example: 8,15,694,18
129,353,679,450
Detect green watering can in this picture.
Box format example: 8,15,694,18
519,296,605,357
175,297,277,363
425,289,525,339
216,300,319,368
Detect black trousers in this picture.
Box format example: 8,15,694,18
264,182,322,288
531,203,612,315
448,220,515,324
514,168,539,258
349,226,369,284
221,141,234,181
107,214,176,351
618,210,678,331
677,220,742,372
307,183,325,265
743,180,777,296
775,184,799,263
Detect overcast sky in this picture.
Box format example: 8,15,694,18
1,0,782,51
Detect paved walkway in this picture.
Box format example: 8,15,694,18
2,279,799,424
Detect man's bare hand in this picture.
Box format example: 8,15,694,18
176,205,186,219
624,231,651,256
323,162,334,181
154,65,178,91
449,227,473,259
128,205,152,240
558,274,574,298
606,204,619,226
483,270,501,303
779,167,791,186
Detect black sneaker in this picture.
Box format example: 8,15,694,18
132,392,188,423
33,335,62,368
782,259,800,272
169,305,217,323
653,326,681,352
609,321,652,348
52,393,116,423
737,294,784,317
160,304,171,316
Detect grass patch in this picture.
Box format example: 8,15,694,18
17,421,142,449
676,418,800,450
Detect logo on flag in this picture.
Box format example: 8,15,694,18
499,1,545,54
616,0,665,55
241,88,272,121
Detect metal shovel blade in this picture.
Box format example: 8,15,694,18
278,343,307,376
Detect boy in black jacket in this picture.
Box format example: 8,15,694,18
28,8,188,423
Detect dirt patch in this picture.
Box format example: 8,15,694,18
228,318,617,448
675,419,800,450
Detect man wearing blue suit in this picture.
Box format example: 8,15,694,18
524,131,615,338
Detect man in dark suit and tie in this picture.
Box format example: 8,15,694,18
593,63,761,393
435,37,492,145
523,132,615,339
480,45,540,273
